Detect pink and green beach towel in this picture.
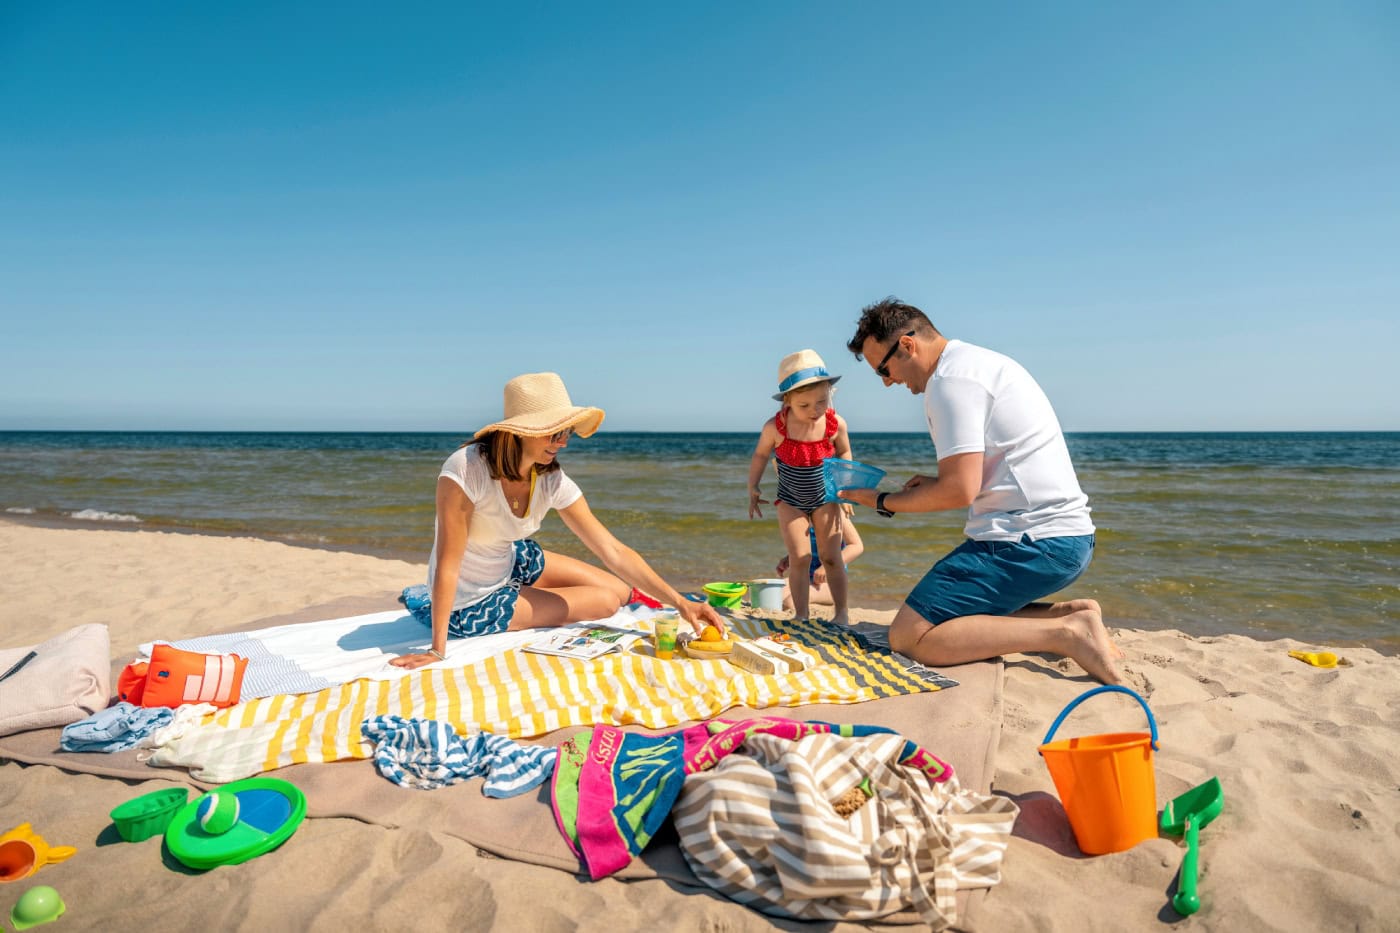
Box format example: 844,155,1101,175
550,715,952,880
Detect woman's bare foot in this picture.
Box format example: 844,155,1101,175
1061,608,1123,685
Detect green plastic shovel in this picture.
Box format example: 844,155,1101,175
1160,777,1224,915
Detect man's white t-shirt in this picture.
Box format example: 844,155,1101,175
923,339,1094,541
427,444,583,610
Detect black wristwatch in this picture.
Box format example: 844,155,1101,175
876,492,895,518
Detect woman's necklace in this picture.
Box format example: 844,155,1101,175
507,468,536,514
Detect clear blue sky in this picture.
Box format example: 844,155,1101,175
3,1,1397,432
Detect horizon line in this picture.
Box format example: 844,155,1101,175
2,428,1397,436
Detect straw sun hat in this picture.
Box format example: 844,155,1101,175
773,349,841,401
474,372,606,439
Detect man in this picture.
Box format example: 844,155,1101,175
840,298,1121,684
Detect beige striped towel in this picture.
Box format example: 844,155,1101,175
672,730,1018,930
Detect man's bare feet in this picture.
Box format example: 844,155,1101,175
1061,608,1123,685
1052,598,1124,659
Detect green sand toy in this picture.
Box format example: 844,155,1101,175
111,787,189,842
164,777,306,871
1160,777,1224,916
10,885,65,930
702,582,747,608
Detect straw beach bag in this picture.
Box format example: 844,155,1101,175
671,731,1017,930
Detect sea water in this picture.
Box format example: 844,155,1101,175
1,431,1395,652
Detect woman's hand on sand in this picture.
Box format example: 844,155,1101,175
676,599,726,636
389,652,440,670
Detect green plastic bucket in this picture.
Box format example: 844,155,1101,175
702,582,747,609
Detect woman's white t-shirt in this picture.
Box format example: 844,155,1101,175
427,444,583,610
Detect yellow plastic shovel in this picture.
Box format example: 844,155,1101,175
1288,650,1338,669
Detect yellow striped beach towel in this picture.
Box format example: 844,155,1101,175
150,617,952,784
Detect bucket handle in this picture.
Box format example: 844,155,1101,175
1039,685,1159,751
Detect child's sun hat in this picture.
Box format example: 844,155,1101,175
475,372,606,439
773,349,841,401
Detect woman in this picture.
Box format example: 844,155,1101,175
391,372,724,670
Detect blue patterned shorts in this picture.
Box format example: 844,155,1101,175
404,539,546,638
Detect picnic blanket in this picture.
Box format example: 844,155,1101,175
0,595,1006,927
141,613,956,783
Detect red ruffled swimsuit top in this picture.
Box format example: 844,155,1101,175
774,408,838,466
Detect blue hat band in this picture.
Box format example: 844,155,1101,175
778,366,832,394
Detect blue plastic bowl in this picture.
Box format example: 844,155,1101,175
822,458,886,503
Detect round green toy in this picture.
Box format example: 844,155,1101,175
196,791,240,835
164,777,305,870
10,884,65,930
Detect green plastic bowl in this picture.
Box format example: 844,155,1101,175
702,582,747,609
110,787,189,842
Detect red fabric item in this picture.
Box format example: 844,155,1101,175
774,407,838,467
628,588,664,610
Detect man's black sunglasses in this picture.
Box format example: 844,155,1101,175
875,330,916,378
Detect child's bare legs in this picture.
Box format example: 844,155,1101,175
776,502,814,619
506,550,628,631
783,580,833,609
811,503,849,624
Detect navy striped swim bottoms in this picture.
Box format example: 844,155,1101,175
405,538,546,638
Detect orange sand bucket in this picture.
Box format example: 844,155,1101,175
1038,685,1160,855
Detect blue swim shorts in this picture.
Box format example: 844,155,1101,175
404,539,546,638
804,525,848,581
905,534,1095,626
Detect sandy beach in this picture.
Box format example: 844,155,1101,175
2,520,1397,931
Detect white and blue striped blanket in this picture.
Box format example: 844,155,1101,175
141,604,663,700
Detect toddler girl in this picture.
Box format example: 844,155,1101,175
747,349,854,624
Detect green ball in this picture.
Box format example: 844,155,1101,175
196,792,240,835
